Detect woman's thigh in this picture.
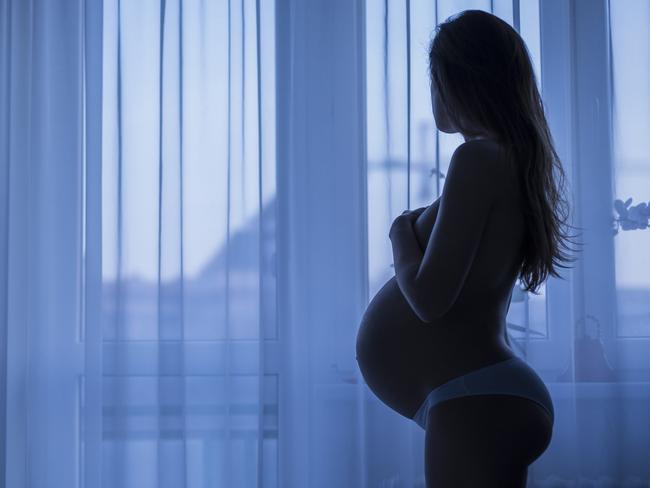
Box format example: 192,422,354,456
424,394,553,488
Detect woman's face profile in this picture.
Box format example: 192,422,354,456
430,78,456,134
430,76,494,142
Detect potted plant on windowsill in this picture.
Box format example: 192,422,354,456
611,197,649,234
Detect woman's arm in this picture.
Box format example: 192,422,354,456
389,140,506,323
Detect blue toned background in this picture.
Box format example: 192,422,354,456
1,0,649,487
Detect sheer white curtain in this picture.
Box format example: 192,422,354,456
1,0,283,486
1,0,369,486
366,0,650,485
101,0,279,486
1,1,103,486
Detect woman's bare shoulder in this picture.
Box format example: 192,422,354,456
446,139,509,197
453,138,508,166
456,139,521,206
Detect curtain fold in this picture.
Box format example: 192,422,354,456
274,1,368,487
1,0,88,485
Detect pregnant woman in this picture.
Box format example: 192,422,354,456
355,10,581,488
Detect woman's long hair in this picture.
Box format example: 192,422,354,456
428,9,583,294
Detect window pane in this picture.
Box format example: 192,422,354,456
610,0,650,338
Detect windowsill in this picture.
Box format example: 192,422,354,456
546,381,650,399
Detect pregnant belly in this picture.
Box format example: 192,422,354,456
355,275,438,417
355,275,515,419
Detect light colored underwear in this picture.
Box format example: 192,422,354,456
412,356,554,430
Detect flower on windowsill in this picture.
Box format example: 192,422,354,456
613,197,650,235
429,167,446,179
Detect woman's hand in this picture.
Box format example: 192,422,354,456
389,206,428,240
403,206,428,222
388,206,429,302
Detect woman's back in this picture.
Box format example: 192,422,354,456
417,140,526,336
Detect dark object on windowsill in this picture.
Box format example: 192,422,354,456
556,314,616,382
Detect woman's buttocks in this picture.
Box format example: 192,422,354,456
355,275,515,419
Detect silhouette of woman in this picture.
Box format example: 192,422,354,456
356,10,580,487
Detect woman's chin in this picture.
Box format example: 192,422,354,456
436,125,456,134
